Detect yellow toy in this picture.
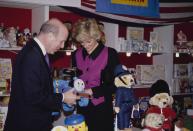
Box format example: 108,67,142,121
52,126,67,131
64,114,88,131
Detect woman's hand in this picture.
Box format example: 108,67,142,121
84,88,93,96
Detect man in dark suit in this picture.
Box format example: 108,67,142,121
4,18,78,131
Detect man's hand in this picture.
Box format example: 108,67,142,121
62,88,80,105
114,107,120,113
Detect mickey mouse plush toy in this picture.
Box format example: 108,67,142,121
146,80,176,131
114,64,138,131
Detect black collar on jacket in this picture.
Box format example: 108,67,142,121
82,42,105,60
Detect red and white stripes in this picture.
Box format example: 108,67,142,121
80,0,193,25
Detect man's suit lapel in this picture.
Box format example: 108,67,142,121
32,40,51,73
32,40,53,91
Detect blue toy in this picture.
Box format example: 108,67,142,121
114,64,138,130
53,78,89,113
53,79,74,114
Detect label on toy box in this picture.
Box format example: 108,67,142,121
0,107,8,131
0,59,12,80
0,79,10,95
174,64,188,78
136,65,165,84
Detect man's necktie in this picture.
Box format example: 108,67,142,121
45,53,50,67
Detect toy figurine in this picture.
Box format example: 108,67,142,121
51,126,67,131
147,80,176,131
4,27,17,47
64,114,88,131
53,79,73,115
142,113,165,131
114,64,138,130
0,22,5,32
53,78,90,112
131,103,141,128
177,30,187,42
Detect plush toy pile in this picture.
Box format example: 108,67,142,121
145,80,176,131
114,64,138,131
52,78,89,131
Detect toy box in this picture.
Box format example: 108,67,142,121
136,65,165,84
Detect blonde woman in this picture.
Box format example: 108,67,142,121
72,18,120,131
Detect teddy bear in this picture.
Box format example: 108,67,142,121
114,64,138,131
142,113,165,131
146,79,176,131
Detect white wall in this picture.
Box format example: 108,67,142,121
153,25,174,94
32,5,49,34
103,22,119,51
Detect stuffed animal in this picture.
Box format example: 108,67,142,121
142,113,165,131
17,33,27,46
146,79,176,131
64,114,88,131
114,64,138,130
52,114,88,131
4,27,17,47
51,126,67,131
53,78,90,112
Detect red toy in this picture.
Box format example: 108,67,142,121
146,80,176,130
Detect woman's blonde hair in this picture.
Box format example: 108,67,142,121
72,18,102,43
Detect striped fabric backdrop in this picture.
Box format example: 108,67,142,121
76,0,193,26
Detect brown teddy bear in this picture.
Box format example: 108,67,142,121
146,80,176,131
114,64,138,130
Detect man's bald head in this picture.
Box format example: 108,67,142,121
37,18,69,54
39,18,67,37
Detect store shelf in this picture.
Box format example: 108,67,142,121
0,93,10,97
58,49,75,52
172,92,193,96
133,84,151,88
0,47,22,51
